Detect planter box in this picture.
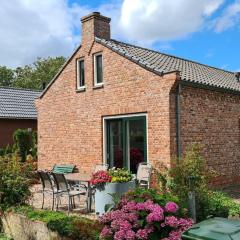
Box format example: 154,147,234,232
2,212,61,240
95,181,136,215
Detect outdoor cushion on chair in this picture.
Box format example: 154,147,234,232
52,164,76,174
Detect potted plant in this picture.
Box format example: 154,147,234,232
91,168,135,215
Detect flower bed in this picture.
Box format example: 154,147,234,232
99,188,193,240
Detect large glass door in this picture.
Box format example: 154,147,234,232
106,116,147,173
107,119,124,169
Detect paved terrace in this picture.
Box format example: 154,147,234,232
30,184,97,220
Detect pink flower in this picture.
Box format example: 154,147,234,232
114,229,135,240
165,216,179,228
168,229,182,240
114,230,125,240
145,202,164,223
111,219,132,231
165,202,179,213
136,202,146,211
136,227,153,239
100,226,112,238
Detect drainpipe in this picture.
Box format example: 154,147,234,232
176,83,182,158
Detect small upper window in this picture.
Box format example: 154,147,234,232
94,54,103,86
77,59,85,89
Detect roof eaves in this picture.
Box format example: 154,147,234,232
179,79,240,95
39,44,82,99
0,116,37,120
0,86,42,93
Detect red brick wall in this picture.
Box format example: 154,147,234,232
36,12,240,186
0,119,37,148
36,40,240,187
36,41,178,173
180,85,240,186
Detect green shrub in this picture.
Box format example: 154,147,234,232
169,145,211,200
30,131,37,159
0,149,4,157
13,206,102,240
13,129,32,162
197,191,240,220
167,144,240,221
0,154,33,209
0,145,13,157
3,145,13,156
0,234,12,240
125,187,179,205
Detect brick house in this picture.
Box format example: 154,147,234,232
36,12,240,185
0,87,40,148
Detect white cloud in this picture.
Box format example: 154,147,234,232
118,0,224,44
1,0,238,68
0,0,91,68
214,0,240,32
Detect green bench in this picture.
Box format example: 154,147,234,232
52,164,76,174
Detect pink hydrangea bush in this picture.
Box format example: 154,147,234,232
99,198,193,240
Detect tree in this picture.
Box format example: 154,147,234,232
0,66,14,87
13,56,66,90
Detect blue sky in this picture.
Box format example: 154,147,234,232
0,0,239,71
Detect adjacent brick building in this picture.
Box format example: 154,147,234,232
0,87,40,148
36,12,240,185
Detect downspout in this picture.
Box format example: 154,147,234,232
176,83,182,158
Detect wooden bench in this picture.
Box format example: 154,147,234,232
52,164,76,174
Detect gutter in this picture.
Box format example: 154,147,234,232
176,83,182,158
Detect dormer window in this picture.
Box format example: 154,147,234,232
94,53,103,86
77,58,85,89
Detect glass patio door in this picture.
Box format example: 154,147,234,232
106,116,147,173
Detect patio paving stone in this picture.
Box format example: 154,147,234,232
30,184,98,220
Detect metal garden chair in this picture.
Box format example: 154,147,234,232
37,170,60,210
93,163,109,173
136,162,152,189
51,172,87,213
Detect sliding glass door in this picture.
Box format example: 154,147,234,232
106,116,147,173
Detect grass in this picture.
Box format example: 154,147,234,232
0,234,11,240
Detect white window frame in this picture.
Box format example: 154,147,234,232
102,113,149,165
76,58,85,90
94,53,104,86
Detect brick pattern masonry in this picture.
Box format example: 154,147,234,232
36,12,240,186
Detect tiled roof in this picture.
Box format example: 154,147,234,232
96,37,240,93
0,87,41,119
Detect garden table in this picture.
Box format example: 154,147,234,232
65,173,92,212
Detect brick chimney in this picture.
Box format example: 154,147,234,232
81,12,111,44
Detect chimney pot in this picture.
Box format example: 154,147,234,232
235,72,240,82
